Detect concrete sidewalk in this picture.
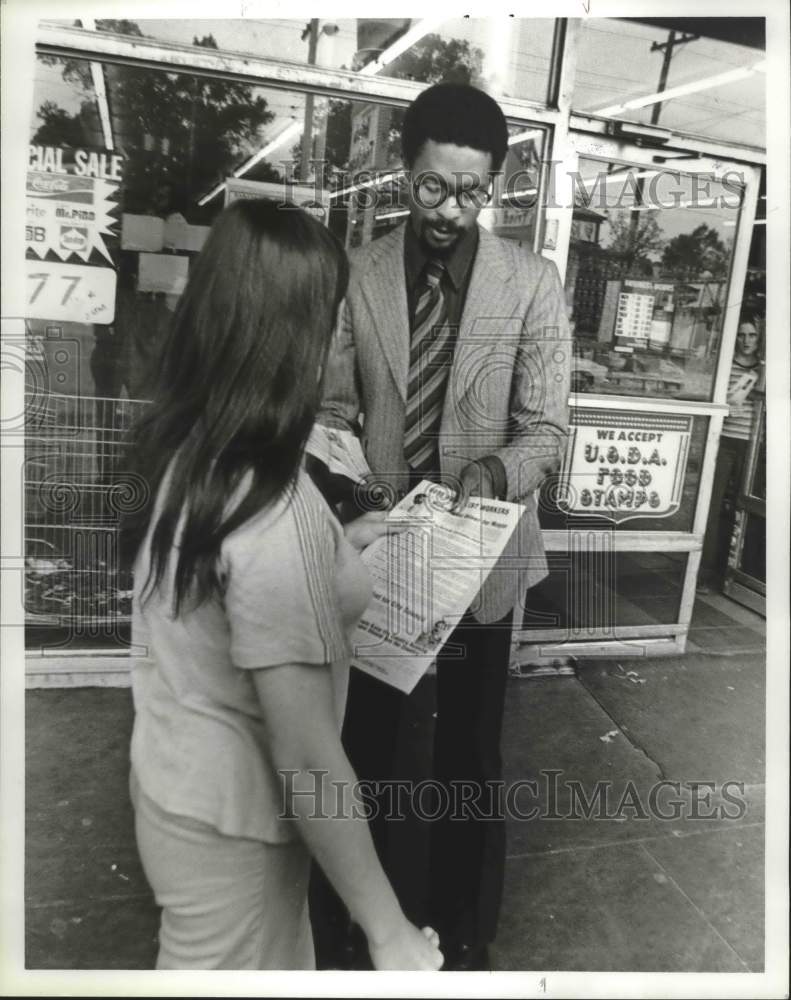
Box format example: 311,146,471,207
24,592,766,971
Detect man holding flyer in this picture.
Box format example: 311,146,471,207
312,82,571,970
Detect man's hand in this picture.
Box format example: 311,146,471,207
450,461,496,514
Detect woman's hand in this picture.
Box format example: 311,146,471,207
368,922,444,971
343,510,405,552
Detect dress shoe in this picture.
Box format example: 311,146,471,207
442,941,491,971
314,921,372,970
334,923,373,970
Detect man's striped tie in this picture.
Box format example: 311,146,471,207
403,259,457,473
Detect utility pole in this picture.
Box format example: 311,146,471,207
628,30,700,255
648,30,699,125
300,19,319,183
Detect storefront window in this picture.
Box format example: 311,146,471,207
479,124,545,249
521,551,687,635
573,18,765,148
23,53,424,649
564,156,741,402
345,17,555,103
28,55,349,380
44,17,556,103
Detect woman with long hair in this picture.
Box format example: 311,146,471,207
123,199,442,971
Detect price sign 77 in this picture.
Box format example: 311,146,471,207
25,261,116,324
28,272,81,307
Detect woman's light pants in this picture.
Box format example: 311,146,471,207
131,773,315,970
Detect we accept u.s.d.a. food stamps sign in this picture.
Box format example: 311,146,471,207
25,145,122,324
556,407,693,522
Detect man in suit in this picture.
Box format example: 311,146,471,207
314,82,570,970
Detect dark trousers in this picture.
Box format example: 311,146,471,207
430,610,512,944
309,608,513,963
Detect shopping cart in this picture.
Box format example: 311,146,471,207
24,391,149,633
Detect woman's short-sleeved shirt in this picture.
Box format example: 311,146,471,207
130,467,371,844
723,360,761,441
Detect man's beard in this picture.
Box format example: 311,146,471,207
418,218,465,257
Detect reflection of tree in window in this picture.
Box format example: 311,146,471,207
288,99,354,193
507,133,542,178
386,34,484,85
606,210,664,276
662,224,730,281
32,101,90,148
36,19,279,220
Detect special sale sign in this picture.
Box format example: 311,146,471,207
25,145,122,324
557,408,693,521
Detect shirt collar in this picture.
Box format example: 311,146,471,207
404,222,479,292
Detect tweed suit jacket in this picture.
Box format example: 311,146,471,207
319,222,571,624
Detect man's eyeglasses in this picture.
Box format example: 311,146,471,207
408,172,494,211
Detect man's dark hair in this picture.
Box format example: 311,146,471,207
401,83,509,171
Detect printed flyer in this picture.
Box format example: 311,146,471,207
351,481,525,694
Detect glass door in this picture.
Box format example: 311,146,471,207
515,132,761,663
722,170,766,616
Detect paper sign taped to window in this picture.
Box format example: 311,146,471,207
25,261,116,324
137,253,189,296
121,214,165,252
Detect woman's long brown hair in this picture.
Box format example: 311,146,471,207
122,198,348,614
